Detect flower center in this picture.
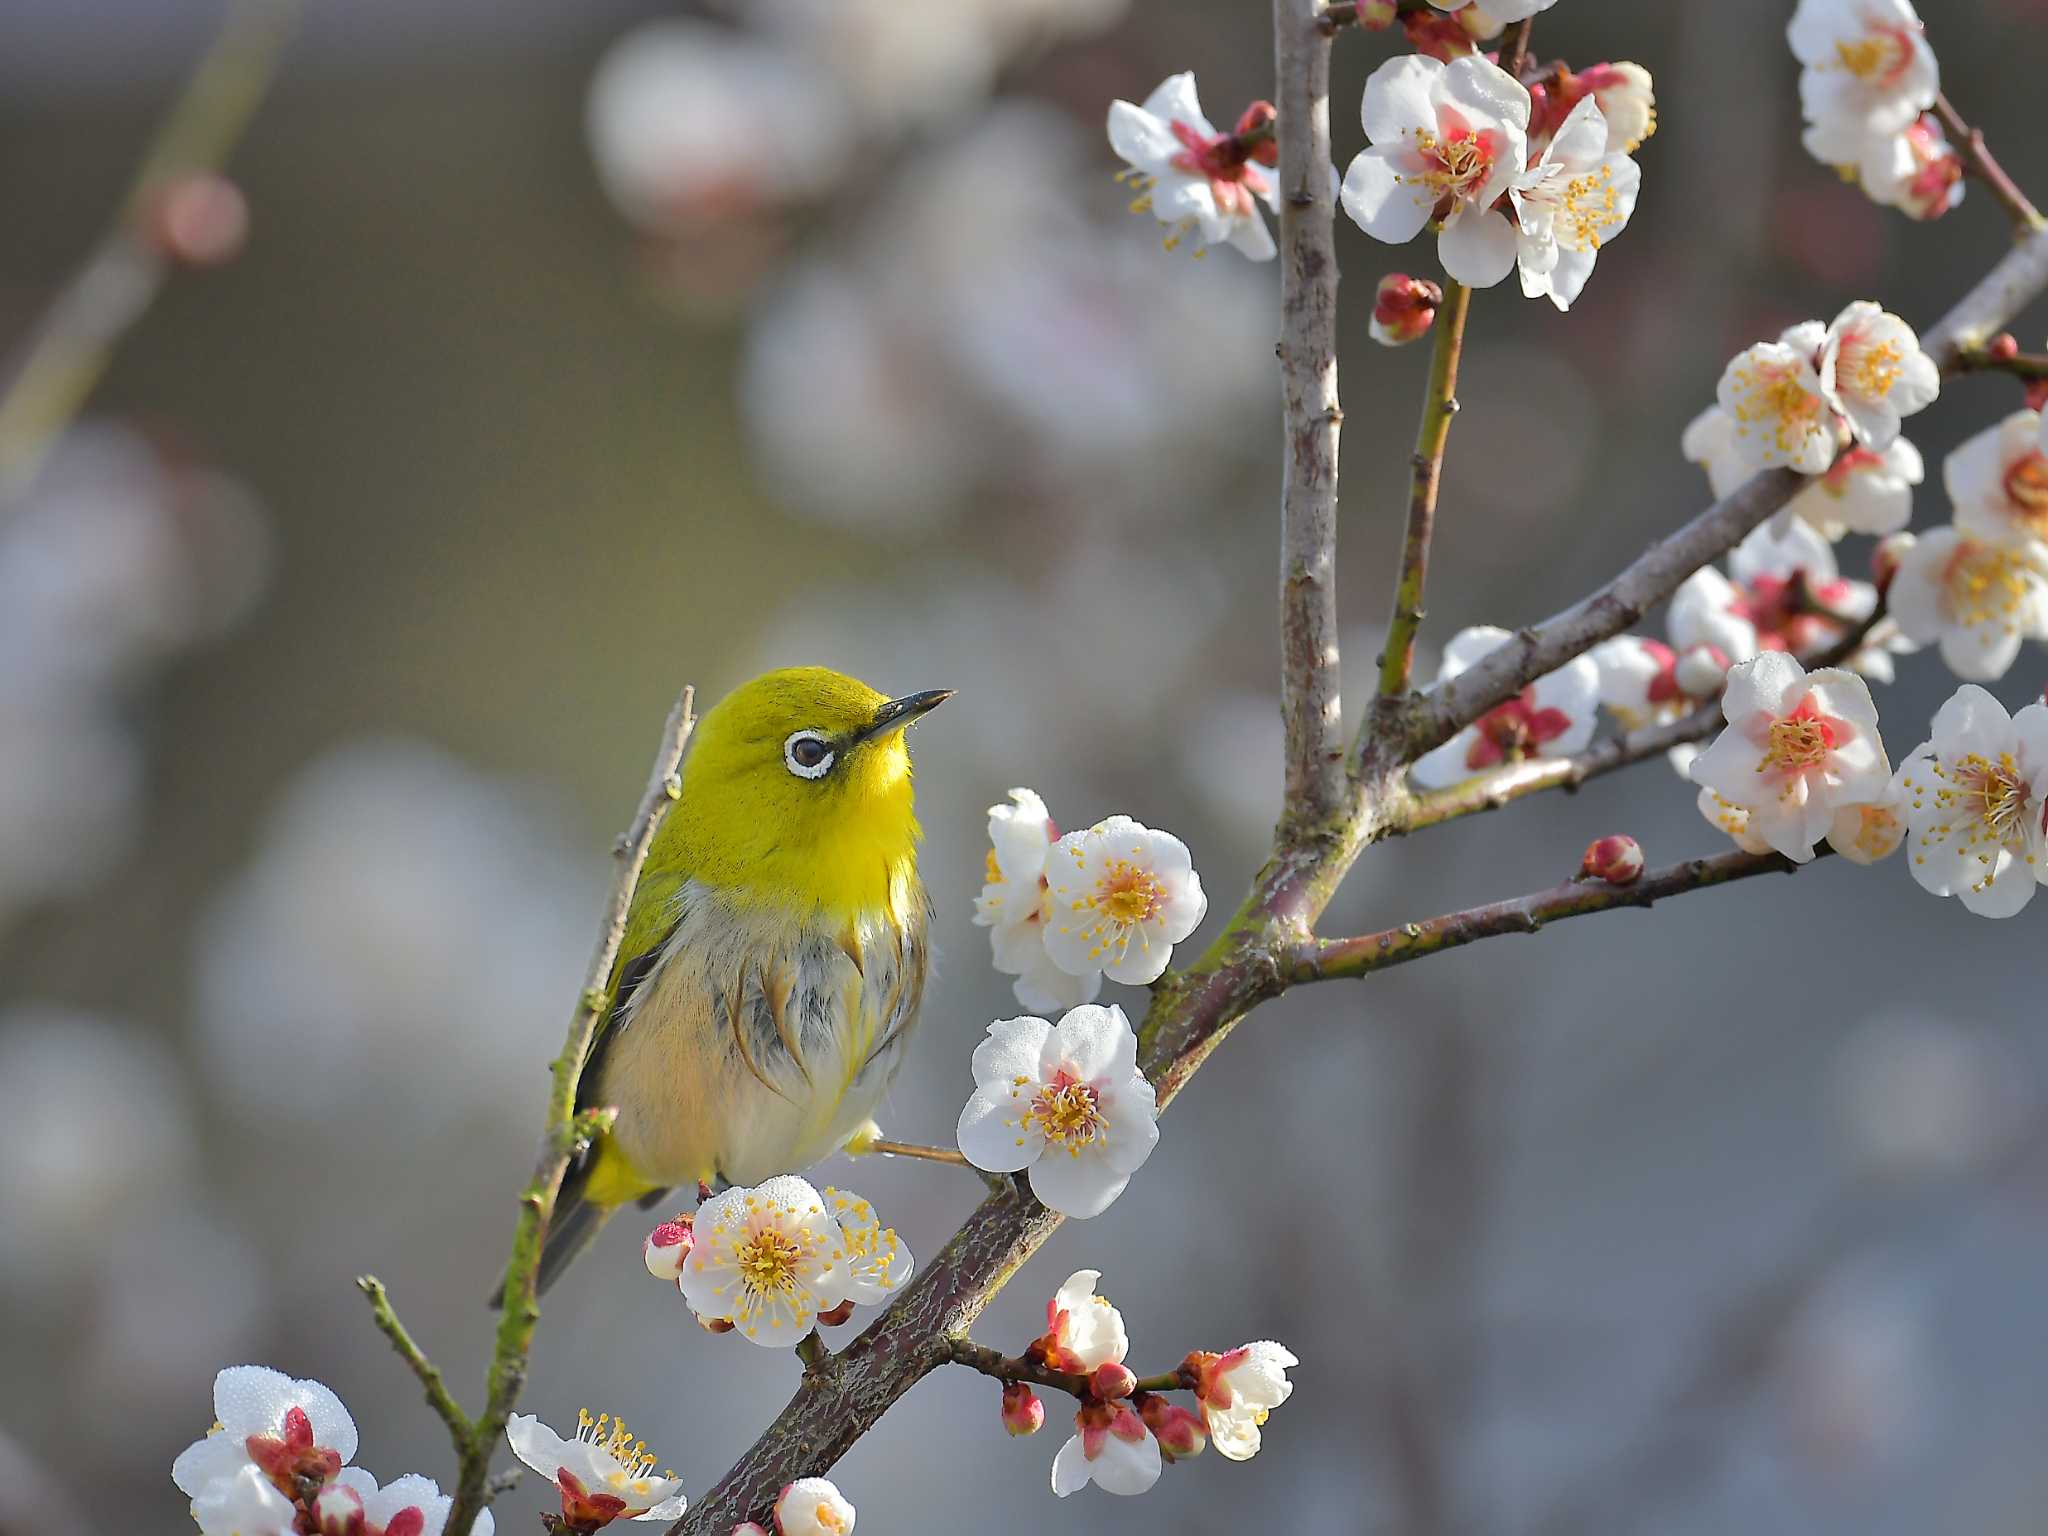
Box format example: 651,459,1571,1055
1724,358,1824,455
733,1227,805,1298
1941,541,2036,627
574,1410,665,1484
1843,335,1904,401
1834,24,1915,84
983,848,1003,884
1466,689,1571,770
1943,752,2033,850
1026,1072,1107,1154
1404,113,1498,206
1846,804,1903,861
1823,445,1883,493
811,1500,850,1534
1758,698,1839,776
245,1405,342,1503
2003,450,2048,524
1092,859,1165,924
1167,119,1269,221
1554,162,1622,251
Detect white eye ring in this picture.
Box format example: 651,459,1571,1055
783,730,835,780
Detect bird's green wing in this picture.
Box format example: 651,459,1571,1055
573,859,687,1114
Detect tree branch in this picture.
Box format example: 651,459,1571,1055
1930,93,2045,233
1375,280,1473,705
357,1276,472,1444
1275,0,1348,831
0,0,298,492
444,687,697,1536
945,1340,1184,1401
1291,846,1826,983
1949,342,2048,381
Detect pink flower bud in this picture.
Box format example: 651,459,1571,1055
313,1483,366,1536
1580,835,1644,886
1989,333,2022,363
1674,644,1731,698
1871,532,1915,596
731,1525,772,1535
1233,101,1280,168
145,173,249,269
1001,1382,1045,1437
1401,10,1476,60
816,1298,856,1328
1137,1394,1208,1462
1370,273,1443,348
2026,380,2048,414
1090,1361,1137,1401
1357,0,1398,27
644,1216,694,1281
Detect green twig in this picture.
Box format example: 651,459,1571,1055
357,1276,472,1443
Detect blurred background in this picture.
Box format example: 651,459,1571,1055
3,1,2046,1532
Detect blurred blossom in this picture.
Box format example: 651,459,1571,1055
1829,1016,2029,1183
0,424,268,928
742,105,1273,529
193,739,600,1132
0,1007,199,1289
1775,1269,1930,1482
746,0,1127,132
587,20,853,233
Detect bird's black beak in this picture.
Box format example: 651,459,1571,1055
859,689,954,742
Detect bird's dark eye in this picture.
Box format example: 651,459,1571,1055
783,730,835,780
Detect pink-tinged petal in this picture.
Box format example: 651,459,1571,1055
1437,206,1518,287
1138,72,1214,138
1438,53,1531,135
1362,54,1444,142
1341,148,1434,245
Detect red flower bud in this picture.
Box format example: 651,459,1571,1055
1401,9,1476,60
644,1215,694,1281
1580,835,1644,886
816,1298,856,1328
1371,273,1443,347
1989,333,2022,363
1137,1394,1208,1462
1001,1382,1045,1437
1234,100,1279,167
1357,0,1398,27
144,173,249,269
2025,379,2048,413
1090,1361,1137,1401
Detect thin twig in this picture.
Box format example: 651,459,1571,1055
1949,342,2048,381
1498,17,1535,81
1931,93,2046,233
357,1276,472,1443
945,1340,1185,1401
447,687,697,1536
1275,0,1349,831
0,0,298,491
862,1137,974,1167
1291,847,1828,983
1375,281,1473,707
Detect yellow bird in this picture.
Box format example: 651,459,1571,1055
533,666,951,1296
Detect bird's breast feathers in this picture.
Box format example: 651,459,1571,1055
597,878,930,1189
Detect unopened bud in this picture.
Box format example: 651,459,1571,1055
1001,1382,1045,1437
1580,835,1644,886
1090,1361,1137,1401
1357,0,1398,27
816,1298,856,1328
1137,1394,1208,1461
1674,644,1731,698
1370,273,1443,347
145,173,249,269
1989,333,2022,363
312,1483,366,1536
730,1525,771,1535
1871,531,1916,595
1401,9,1476,60
1233,101,1279,167
644,1216,694,1281
2026,379,2048,413
699,1315,736,1334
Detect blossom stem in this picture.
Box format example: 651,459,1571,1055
796,1332,836,1376
1498,17,1535,81
1376,280,1473,706
356,1276,473,1443
945,1340,1184,1401
1291,846,1832,982
862,1137,975,1167
446,687,697,1536
1276,0,1350,829
0,0,299,492
1950,343,2048,381
1931,94,2046,234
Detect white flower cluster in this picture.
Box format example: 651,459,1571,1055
973,791,1208,1010
1411,626,1599,790
1790,0,1962,221
643,1174,912,1346
172,1367,496,1536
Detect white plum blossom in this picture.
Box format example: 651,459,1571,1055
1886,525,2048,681
1412,626,1599,789
1944,409,2048,547
956,1005,1159,1217
313,1471,489,1536
1575,62,1657,154
1783,439,1923,541
1699,786,1776,854
973,788,1102,1012
1051,1400,1163,1498
1341,54,1530,288
1681,405,1753,501
774,1477,857,1536
1038,1269,1131,1374
1108,74,1277,260
1894,686,2048,918
506,1411,687,1526
1190,1342,1298,1462
1042,817,1207,986
1716,340,1841,475
1729,517,1880,650
1689,653,1892,862
678,1176,845,1343
1828,783,1910,865
1509,96,1641,311
1591,637,1690,731
190,1464,294,1536
824,1187,912,1304
1864,115,1965,219
1789,0,1938,139
1818,302,1939,449
172,1366,358,1509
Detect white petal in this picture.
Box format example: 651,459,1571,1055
1340,148,1434,245
1437,207,1519,288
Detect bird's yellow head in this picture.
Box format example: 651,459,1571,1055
659,667,951,920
